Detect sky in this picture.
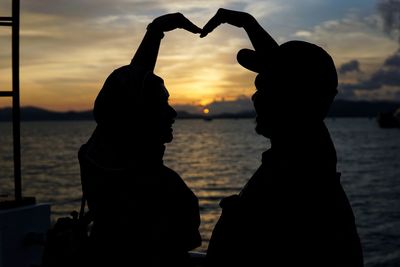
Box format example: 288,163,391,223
1,0,400,113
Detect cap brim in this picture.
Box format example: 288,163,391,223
237,49,262,73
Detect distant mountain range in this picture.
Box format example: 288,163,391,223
0,107,93,121
0,100,399,121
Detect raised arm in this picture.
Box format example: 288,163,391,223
130,13,202,72
201,9,279,54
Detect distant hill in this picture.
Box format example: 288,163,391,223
0,106,93,121
0,100,399,121
328,99,400,117
192,100,400,119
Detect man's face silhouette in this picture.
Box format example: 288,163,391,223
252,73,277,138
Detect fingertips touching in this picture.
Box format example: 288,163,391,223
182,17,202,34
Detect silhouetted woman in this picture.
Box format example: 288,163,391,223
202,9,364,267
78,13,202,267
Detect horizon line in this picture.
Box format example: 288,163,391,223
0,99,399,113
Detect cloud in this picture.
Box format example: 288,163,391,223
2,0,400,110
0,0,263,111
338,60,361,74
294,31,313,37
339,50,400,101
336,0,400,101
243,1,287,20
384,50,400,66
335,1,400,101
341,68,400,90
290,12,397,66
155,26,255,104
377,0,400,41
340,69,400,90
206,95,254,114
20,0,164,20
290,11,400,101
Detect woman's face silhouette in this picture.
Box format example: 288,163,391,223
160,84,178,143
152,83,177,144
141,75,178,145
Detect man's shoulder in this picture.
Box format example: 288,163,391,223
161,165,198,201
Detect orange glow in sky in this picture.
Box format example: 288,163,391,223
0,1,398,112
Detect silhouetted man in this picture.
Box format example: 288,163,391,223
78,13,202,267
202,9,364,267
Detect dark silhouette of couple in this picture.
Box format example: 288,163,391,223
79,8,363,267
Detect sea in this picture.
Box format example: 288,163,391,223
0,118,399,266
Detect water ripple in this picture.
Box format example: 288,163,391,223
0,119,399,265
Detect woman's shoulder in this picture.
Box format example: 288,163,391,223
161,165,197,197
161,165,186,185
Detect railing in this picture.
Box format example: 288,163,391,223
0,0,22,203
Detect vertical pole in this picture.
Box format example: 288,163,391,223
12,0,22,202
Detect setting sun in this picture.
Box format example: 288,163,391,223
203,108,210,114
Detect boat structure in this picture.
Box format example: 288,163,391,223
0,2,51,266
377,107,400,128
